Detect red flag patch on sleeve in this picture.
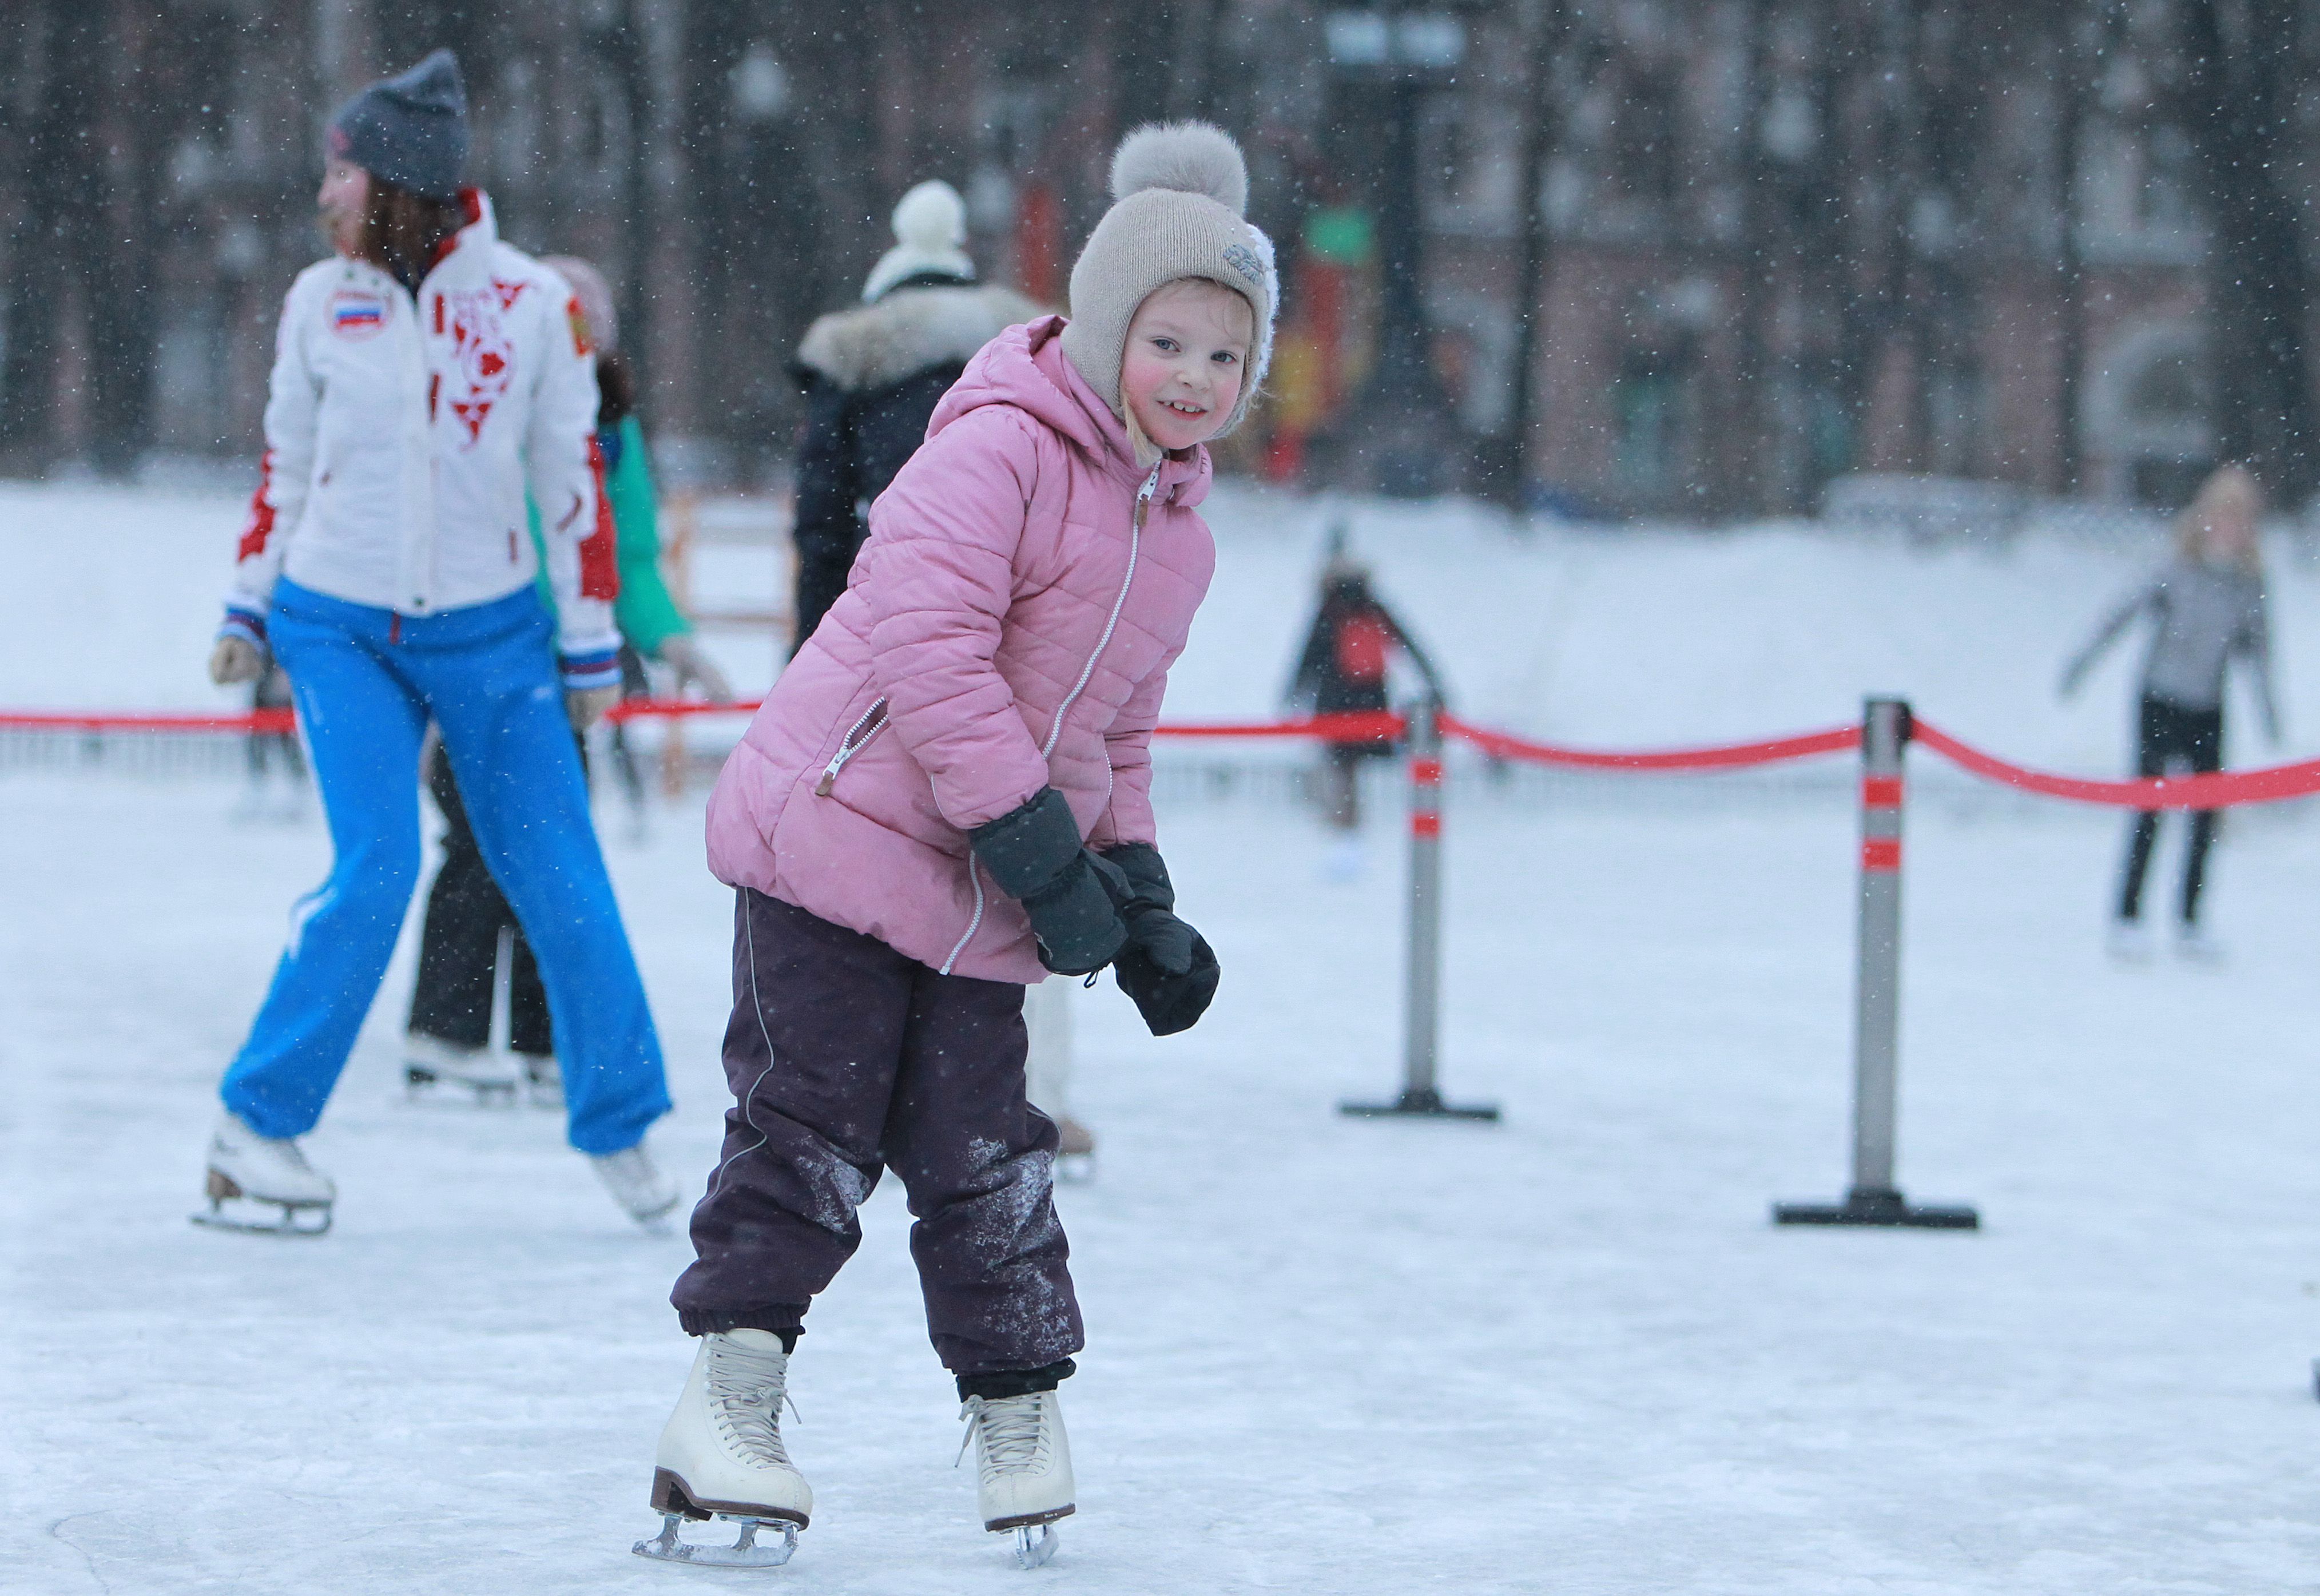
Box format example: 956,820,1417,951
579,434,619,600
237,450,278,561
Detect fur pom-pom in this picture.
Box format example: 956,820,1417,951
1109,122,1249,216
891,180,966,249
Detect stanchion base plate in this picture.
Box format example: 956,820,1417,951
1340,1089,1500,1122
1772,1188,1979,1229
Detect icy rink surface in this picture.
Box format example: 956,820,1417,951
7,769,2320,1594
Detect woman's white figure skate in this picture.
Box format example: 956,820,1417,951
958,1389,1075,1569
192,1111,335,1237
590,1141,682,1229
634,1330,811,1567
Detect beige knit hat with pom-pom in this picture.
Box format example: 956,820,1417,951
1060,122,1277,439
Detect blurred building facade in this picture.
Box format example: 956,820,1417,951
0,1,2300,514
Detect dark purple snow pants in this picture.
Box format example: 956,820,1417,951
670,889,1083,1376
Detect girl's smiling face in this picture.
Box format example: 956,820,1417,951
1119,278,1253,456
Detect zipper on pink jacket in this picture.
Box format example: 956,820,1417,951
814,697,889,796
1042,463,1160,758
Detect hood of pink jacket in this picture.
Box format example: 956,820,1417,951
705,316,1218,983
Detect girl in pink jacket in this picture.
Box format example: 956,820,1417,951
635,124,1276,1571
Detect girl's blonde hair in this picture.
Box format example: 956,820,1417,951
2174,462,2266,571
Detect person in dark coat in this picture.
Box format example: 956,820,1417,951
1285,546,1444,875
788,180,1040,653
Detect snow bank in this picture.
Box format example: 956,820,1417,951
6,477,2309,775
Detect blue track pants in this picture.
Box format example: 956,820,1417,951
220,580,669,1154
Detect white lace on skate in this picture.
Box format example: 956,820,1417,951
709,1336,799,1470
956,1392,1051,1473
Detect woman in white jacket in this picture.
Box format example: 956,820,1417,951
197,51,675,1234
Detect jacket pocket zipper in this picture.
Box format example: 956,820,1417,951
814,697,889,795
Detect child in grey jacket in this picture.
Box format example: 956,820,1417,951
2061,463,2280,959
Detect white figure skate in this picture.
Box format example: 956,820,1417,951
958,1388,1075,1568
403,1032,519,1105
192,1111,335,1237
634,1331,811,1567
591,1141,682,1229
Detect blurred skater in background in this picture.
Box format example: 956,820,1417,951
198,52,674,1235
402,254,729,1107
1285,537,1443,880
2061,462,2279,963
789,179,1040,654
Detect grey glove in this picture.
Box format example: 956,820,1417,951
658,633,733,701
209,636,266,686
566,684,621,729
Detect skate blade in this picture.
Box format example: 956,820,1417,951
189,1200,332,1238
1012,1523,1059,1569
631,1512,798,1568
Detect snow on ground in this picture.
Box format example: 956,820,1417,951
7,476,2313,773
6,766,2320,1594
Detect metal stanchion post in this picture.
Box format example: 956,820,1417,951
1341,697,1499,1122
1775,697,1976,1228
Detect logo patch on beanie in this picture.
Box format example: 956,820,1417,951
1221,243,1264,285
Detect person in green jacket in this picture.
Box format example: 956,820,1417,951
404,256,729,1105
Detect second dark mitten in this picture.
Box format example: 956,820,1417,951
1101,843,1221,1035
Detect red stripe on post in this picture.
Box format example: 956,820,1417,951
1862,776,1903,809
1412,811,1442,839
1861,837,1901,872
1411,757,1444,785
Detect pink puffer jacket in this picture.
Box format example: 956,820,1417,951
705,315,1217,983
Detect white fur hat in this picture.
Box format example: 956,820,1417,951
1060,122,1277,440
861,180,976,303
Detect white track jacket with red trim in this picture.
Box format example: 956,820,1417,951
223,190,620,682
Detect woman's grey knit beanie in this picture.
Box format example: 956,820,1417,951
1060,122,1277,439
329,49,470,203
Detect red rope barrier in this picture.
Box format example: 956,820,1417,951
1439,713,1860,772
0,702,1407,741
0,708,299,733
1912,720,2320,809
25,702,2310,809
1152,710,1405,740
602,697,761,723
